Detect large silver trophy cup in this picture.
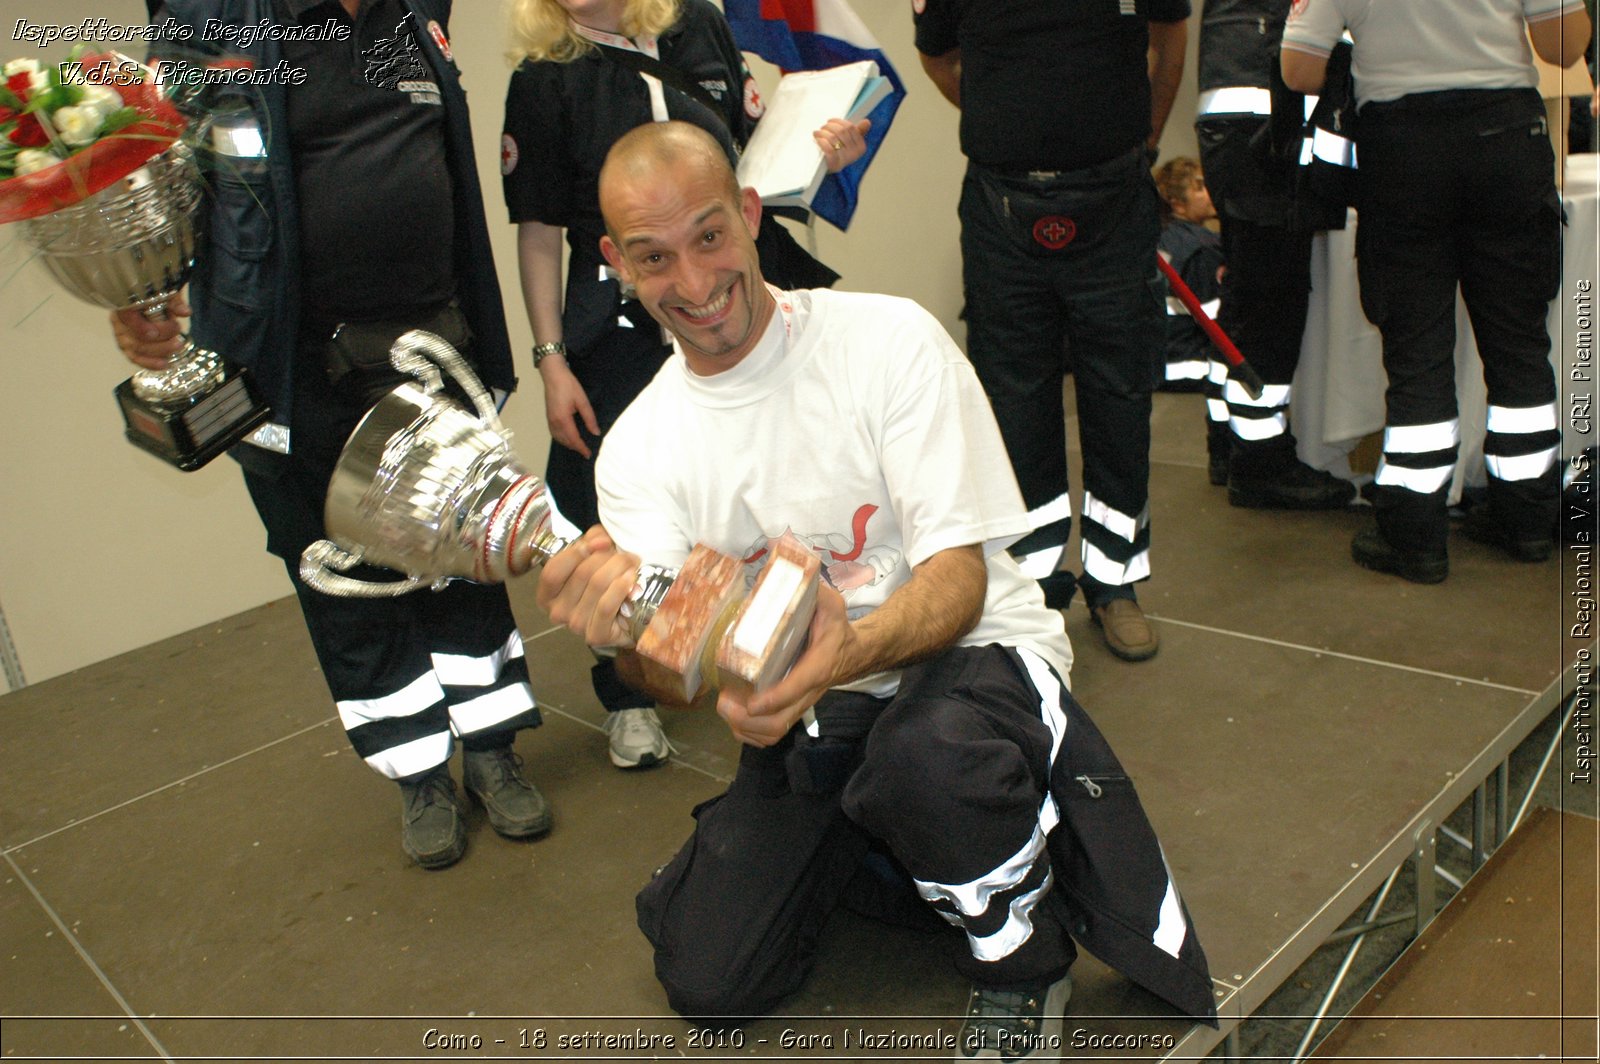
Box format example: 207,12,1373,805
19,128,270,470
300,332,820,703
299,330,672,624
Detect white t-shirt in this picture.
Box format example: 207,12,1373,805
597,286,1075,697
1282,0,1584,106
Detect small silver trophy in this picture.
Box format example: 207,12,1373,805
17,125,271,470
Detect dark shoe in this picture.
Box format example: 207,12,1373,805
462,747,552,839
398,767,466,869
1208,450,1229,487
1207,424,1232,486
956,976,1071,1061
1228,460,1357,510
1091,599,1159,661
1351,527,1448,584
1460,506,1553,563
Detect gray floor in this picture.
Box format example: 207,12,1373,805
0,391,1589,1062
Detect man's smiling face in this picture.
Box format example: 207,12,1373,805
600,147,774,376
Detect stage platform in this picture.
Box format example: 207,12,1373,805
0,392,1588,1061
1308,806,1597,1062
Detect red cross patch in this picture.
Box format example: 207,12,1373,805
743,76,765,120
500,133,519,176
427,20,453,62
1032,215,1076,250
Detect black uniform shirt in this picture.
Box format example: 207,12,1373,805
1158,216,1224,362
502,0,749,243
500,0,752,348
914,0,1190,171
278,0,455,331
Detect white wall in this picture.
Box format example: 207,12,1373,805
0,1,1200,688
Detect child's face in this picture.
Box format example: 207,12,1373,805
1172,177,1216,223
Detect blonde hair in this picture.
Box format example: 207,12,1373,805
1153,155,1204,224
506,0,682,64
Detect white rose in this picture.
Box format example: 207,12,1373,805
77,84,124,120
14,148,63,176
2,58,48,93
52,104,105,148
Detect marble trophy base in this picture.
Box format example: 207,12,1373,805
637,534,822,705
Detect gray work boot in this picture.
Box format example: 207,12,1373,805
462,746,552,839
956,975,1072,1061
398,766,467,869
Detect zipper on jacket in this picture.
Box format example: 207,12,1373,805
1072,773,1131,798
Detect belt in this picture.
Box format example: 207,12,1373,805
974,144,1146,185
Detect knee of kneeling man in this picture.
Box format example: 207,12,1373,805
660,971,770,1028
849,747,964,825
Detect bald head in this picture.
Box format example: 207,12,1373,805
599,121,743,236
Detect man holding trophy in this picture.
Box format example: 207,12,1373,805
537,122,1217,1055
109,0,547,870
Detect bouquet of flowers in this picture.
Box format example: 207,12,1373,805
0,50,186,224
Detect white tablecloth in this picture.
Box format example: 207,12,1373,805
1295,153,1600,500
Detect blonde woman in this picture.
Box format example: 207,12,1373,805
501,0,866,769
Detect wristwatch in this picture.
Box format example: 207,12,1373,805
532,341,567,367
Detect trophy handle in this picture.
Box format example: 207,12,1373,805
299,539,434,598
389,330,502,426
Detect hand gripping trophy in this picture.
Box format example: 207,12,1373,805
300,331,821,703
0,52,270,470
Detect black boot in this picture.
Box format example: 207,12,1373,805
397,765,467,869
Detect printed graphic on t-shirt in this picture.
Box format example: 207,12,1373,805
363,18,441,105
742,505,904,595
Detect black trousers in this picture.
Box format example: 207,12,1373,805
543,299,672,535
1198,116,1316,472
242,342,538,780
544,297,672,715
636,646,1083,1020
959,153,1163,602
1356,88,1563,549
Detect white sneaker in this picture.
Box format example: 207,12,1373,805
604,707,671,769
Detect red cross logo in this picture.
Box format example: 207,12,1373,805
426,20,453,62
1032,215,1076,250
500,134,518,176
